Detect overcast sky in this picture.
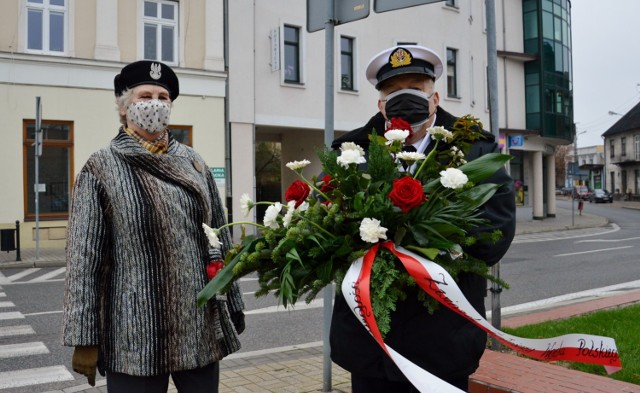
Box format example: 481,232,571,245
571,0,640,147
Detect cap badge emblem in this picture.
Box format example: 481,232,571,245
390,48,412,68
150,63,162,80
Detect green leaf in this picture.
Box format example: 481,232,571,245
197,238,261,308
405,245,440,260
459,153,512,183
354,191,365,211
286,248,304,267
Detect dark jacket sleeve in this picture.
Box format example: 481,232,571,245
463,140,516,266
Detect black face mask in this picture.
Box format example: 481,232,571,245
384,89,432,126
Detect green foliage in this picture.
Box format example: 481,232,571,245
198,115,513,338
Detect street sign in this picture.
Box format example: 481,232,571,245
374,0,444,13
211,167,226,188
307,0,369,32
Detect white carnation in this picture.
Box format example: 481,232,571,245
359,218,388,243
340,142,365,156
384,129,410,145
337,149,366,168
239,193,254,216
286,159,311,171
202,223,222,249
396,151,426,162
263,202,283,229
428,126,454,142
439,168,469,189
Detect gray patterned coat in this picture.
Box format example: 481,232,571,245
63,131,243,376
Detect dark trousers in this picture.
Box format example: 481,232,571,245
106,362,219,393
351,373,469,393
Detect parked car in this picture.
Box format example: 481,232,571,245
589,189,613,203
573,185,590,200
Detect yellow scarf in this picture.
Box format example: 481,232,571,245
124,127,169,154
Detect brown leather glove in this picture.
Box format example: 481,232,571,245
72,346,98,386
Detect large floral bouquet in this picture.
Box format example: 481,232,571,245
199,116,511,337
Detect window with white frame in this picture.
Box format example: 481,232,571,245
26,0,67,54
445,0,457,7
340,36,355,91
142,0,178,64
635,135,640,161
621,137,627,157
446,47,459,98
283,25,301,84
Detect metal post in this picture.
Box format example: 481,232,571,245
322,0,335,390
15,221,21,262
572,140,576,226
34,97,42,264
485,0,502,349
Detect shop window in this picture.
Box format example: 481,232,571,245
23,120,74,220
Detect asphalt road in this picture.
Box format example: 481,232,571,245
1,199,639,391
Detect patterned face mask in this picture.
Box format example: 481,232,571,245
126,99,171,134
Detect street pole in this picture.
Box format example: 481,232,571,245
322,0,335,390
485,0,502,349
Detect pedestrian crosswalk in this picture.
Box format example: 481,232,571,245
0,267,66,285
0,277,75,391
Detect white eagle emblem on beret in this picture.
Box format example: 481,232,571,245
150,63,162,80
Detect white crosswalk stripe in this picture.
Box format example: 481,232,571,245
0,267,66,285
0,311,24,320
0,325,36,338
5,268,41,282
0,342,49,359
0,270,77,391
0,366,74,389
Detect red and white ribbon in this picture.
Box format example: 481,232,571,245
342,241,622,393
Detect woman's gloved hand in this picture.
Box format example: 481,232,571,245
72,346,99,386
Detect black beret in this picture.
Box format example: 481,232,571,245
114,60,179,101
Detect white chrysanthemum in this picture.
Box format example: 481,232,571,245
340,142,365,156
286,159,311,171
396,151,426,162
359,218,388,243
337,149,367,168
263,202,283,229
428,126,454,142
202,223,222,249
298,201,309,211
384,129,410,145
239,193,254,216
439,167,469,189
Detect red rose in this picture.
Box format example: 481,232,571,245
386,117,413,138
285,180,311,208
319,174,334,193
389,177,426,213
206,260,225,280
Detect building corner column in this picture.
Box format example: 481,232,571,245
532,151,544,219
546,154,556,217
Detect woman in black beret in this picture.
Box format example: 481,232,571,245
62,60,245,392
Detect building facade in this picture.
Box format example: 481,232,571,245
228,0,574,225
0,0,228,248
1,0,576,249
603,100,640,197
